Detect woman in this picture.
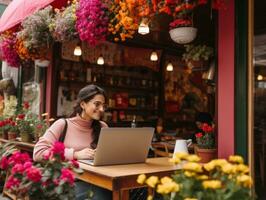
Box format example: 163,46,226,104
33,84,112,200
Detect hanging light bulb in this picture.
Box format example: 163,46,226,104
138,18,150,35
97,56,104,65
257,74,263,81
166,62,173,71
150,51,158,61
73,45,82,56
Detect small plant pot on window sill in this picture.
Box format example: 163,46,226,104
169,27,197,44
20,133,33,143
8,131,17,140
194,145,217,163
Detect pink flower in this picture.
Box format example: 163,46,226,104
26,166,42,183
53,178,60,186
51,142,65,160
11,163,24,174
23,161,33,169
43,150,51,160
60,168,75,186
5,176,21,189
0,156,9,170
71,159,79,168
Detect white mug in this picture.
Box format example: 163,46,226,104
173,139,192,154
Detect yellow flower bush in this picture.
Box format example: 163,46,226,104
137,154,255,200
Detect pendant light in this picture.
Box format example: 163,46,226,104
97,55,104,65
166,62,173,71
150,51,158,61
73,45,82,56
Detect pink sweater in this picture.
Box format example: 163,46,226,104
33,115,108,161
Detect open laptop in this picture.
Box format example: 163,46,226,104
79,127,154,166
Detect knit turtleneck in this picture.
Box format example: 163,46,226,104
69,114,93,128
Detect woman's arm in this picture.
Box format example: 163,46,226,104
33,119,74,161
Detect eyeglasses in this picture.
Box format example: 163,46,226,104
90,101,108,110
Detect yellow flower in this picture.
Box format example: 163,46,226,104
184,198,198,200
196,175,209,180
204,161,216,171
202,180,222,189
212,159,228,167
157,181,179,194
160,176,173,184
184,171,196,177
234,164,249,174
137,174,146,184
146,176,159,188
169,157,181,164
236,174,253,188
229,155,244,164
173,152,189,160
183,162,203,173
221,163,234,174
186,155,201,162
147,195,153,200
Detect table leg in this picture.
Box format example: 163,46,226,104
112,190,120,200
121,190,129,200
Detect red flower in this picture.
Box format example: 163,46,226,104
0,156,9,170
198,0,208,5
196,132,203,138
51,142,65,160
53,178,60,186
60,168,75,186
26,166,42,183
23,102,30,110
17,114,25,120
36,124,43,129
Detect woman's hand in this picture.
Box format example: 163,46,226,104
74,148,96,160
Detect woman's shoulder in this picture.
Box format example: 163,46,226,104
100,121,108,128
50,118,67,128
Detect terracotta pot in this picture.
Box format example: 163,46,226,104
8,131,17,140
20,133,32,143
3,130,8,140
195,145,217,163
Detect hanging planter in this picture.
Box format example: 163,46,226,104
169,26,197,44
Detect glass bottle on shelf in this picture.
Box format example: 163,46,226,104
131,115,137,128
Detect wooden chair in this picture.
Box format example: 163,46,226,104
151,143,173,158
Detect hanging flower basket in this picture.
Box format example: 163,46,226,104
169,27,197,44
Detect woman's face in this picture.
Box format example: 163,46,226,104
80,94,106,121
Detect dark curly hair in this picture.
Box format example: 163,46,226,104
69,84,107,149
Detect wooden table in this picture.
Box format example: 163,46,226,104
77,157,180,200
0,138,35,152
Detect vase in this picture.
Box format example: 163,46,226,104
20,133,32,143
195,145,217,163
169,27,197,44
7,131,17,140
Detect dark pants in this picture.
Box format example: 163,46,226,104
75,181,112,200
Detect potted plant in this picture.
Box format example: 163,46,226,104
3,142,82,199
182,44,214,68
194,123,217,162
6,119,19,141
16,115,34,143
158,0,197,44
138,153,254,200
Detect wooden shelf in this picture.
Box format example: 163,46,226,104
107,107,158,111
59,80,159,92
